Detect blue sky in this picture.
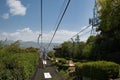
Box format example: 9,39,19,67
0,0,95,43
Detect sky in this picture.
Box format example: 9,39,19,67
0,0,95,43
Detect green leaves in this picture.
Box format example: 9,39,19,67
0,41,39,80
0,52,39,80
89,0,120,62
75,61,120,80
97,0,120,35
47,51,55,58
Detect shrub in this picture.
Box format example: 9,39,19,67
0,52,39,80
75,61,119,80
47,51,55,58
75,62,83,79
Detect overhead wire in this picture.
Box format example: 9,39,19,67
68,0,99,42
41,0,43,48
47,0,71,49
66,25,92,42
38,0,43,49
79,30,91,38
38,0,92,49
71,25,92,39
52,0,67,30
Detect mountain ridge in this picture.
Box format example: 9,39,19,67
4,40,60,50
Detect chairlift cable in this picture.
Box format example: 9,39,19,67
70,25,91,39
47,0,71,49
52,0,67,30
41,0,43,48
37,0,43,49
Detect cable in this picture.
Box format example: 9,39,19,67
41,0,43,48
37,0,43,49
66,25,92,42
71,25,91,39
52,0,67,30
79,30,91,37
47,0,71,49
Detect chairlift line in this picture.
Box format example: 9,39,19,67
38,0,94,49
52,0,67,30
71,25,91,39
79,30,91,37
67,0,99,42
37,0,43,48
41,0,43,48
47,0,71,49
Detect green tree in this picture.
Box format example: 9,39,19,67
91,0,120,63
4,40,21,53
0,40,39,79
61,41,72,58
47,51,55,58
73,42,85,59
96,0,120,50
82,36,96,60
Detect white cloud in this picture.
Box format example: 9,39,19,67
43,30,77,43
17,28,32,32
1,13,9,19
1,28,37,41
7,0,27,16
1,27,92,43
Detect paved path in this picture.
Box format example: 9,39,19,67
34,60,64,80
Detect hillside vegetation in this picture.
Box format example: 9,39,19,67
0,40,39,80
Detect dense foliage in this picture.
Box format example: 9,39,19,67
54,41,86,60
54,36,96,61
47,51,55,58
90,0,120,62
0,40,39,80
75,61,120,80
52,58,72,80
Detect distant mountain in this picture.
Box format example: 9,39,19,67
20,41,39,48
4,40,14,45
4,40,60,50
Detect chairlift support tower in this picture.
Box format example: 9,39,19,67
89,0,99,35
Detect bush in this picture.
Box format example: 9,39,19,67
53,58,68,71
75,61,119,80
47,51,55,58
0,41,39,80
75,62,83,79
0,52,39,80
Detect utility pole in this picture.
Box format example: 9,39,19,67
89,0,100,35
